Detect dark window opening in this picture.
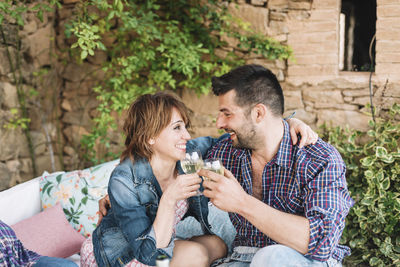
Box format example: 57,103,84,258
340,0,376,72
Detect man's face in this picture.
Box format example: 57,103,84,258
216,90,259,150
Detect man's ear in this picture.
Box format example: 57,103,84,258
252,104,267,123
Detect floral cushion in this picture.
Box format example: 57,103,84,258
39,159,119,237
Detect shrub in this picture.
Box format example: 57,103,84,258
320,103,400,266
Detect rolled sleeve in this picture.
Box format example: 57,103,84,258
304,159,354,261
109,172,173,265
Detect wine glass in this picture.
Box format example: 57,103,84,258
180,150,203,174
180,150,204,195
203,158,224,181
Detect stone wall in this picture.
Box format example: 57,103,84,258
1,0,399,191
186,0,400,137
0,5,62,190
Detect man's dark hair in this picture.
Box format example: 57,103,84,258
211,64,284,116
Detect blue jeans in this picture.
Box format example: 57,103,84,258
34,256,78,267
212,245,342,267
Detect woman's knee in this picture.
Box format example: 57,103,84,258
172,241,209,267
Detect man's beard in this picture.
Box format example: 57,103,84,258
230,123,260,150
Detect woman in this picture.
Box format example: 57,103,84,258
86,92,228,267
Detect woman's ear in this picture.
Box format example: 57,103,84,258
252,104,267,123
148,138,155,145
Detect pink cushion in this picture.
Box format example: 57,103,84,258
11,203,85,258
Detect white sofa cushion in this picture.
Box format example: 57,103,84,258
0,177,42,225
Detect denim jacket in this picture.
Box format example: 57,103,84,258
92,135,225,266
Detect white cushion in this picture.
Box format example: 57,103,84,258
0,177,43,225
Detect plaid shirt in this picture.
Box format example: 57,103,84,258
206,120,354,262
0,220,41,267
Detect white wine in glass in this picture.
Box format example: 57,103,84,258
203,158,224,180
180,151,203,174
180,151,203,195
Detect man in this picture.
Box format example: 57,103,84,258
198,64,354,266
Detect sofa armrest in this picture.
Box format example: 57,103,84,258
0,177,42,225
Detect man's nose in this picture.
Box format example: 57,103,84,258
216,114,225,129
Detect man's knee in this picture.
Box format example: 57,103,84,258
250,244,307,267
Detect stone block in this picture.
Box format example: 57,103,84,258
268,20,289,35
289,31,336,44
376,63,400,75
31,131,47,156
351,96,371,106
317,110,371,131
228,3,269,35
283,90,304,109
63,125,90,145
0,82,19,108
288,64,338,77
288,1,312,10
61,99,72,111
376,18,400,29
289,54,338,65
269,11,288,21
287,10,311,21
308,9,337,21
0,47,13,75
0,128,29,161
315,102,359,111
376,52,400,63
384,83,400,97
87,50,108,66
377,4,400,17
378,0,400,4
57,5,74,20
61,63,99,82
62,110,93,127
63,146,76,156
343,96,353,102
268,0,289,9
288,20,337,33
285,108,317,125
303,89,343,104
24,23,54,67
251,0,266,6
376,28,400,40
0,162,12,191
376,40,400,52
289,41,337,54
343,88,371,97
182,90,218,116
312,0,339,10
36,154,62,174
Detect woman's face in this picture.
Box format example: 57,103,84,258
151,107,191,162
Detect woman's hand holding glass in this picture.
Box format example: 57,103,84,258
162,173,202,204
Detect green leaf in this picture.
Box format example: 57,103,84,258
81,50,88,59
56,174,62,184
361,156,375,167
81,187,88,195
376,146,388,158
82,196,88,205
381,177,390,190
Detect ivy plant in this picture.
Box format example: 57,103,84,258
67,0,293,164
320,103,400,267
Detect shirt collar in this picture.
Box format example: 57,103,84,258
274,120,294,168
